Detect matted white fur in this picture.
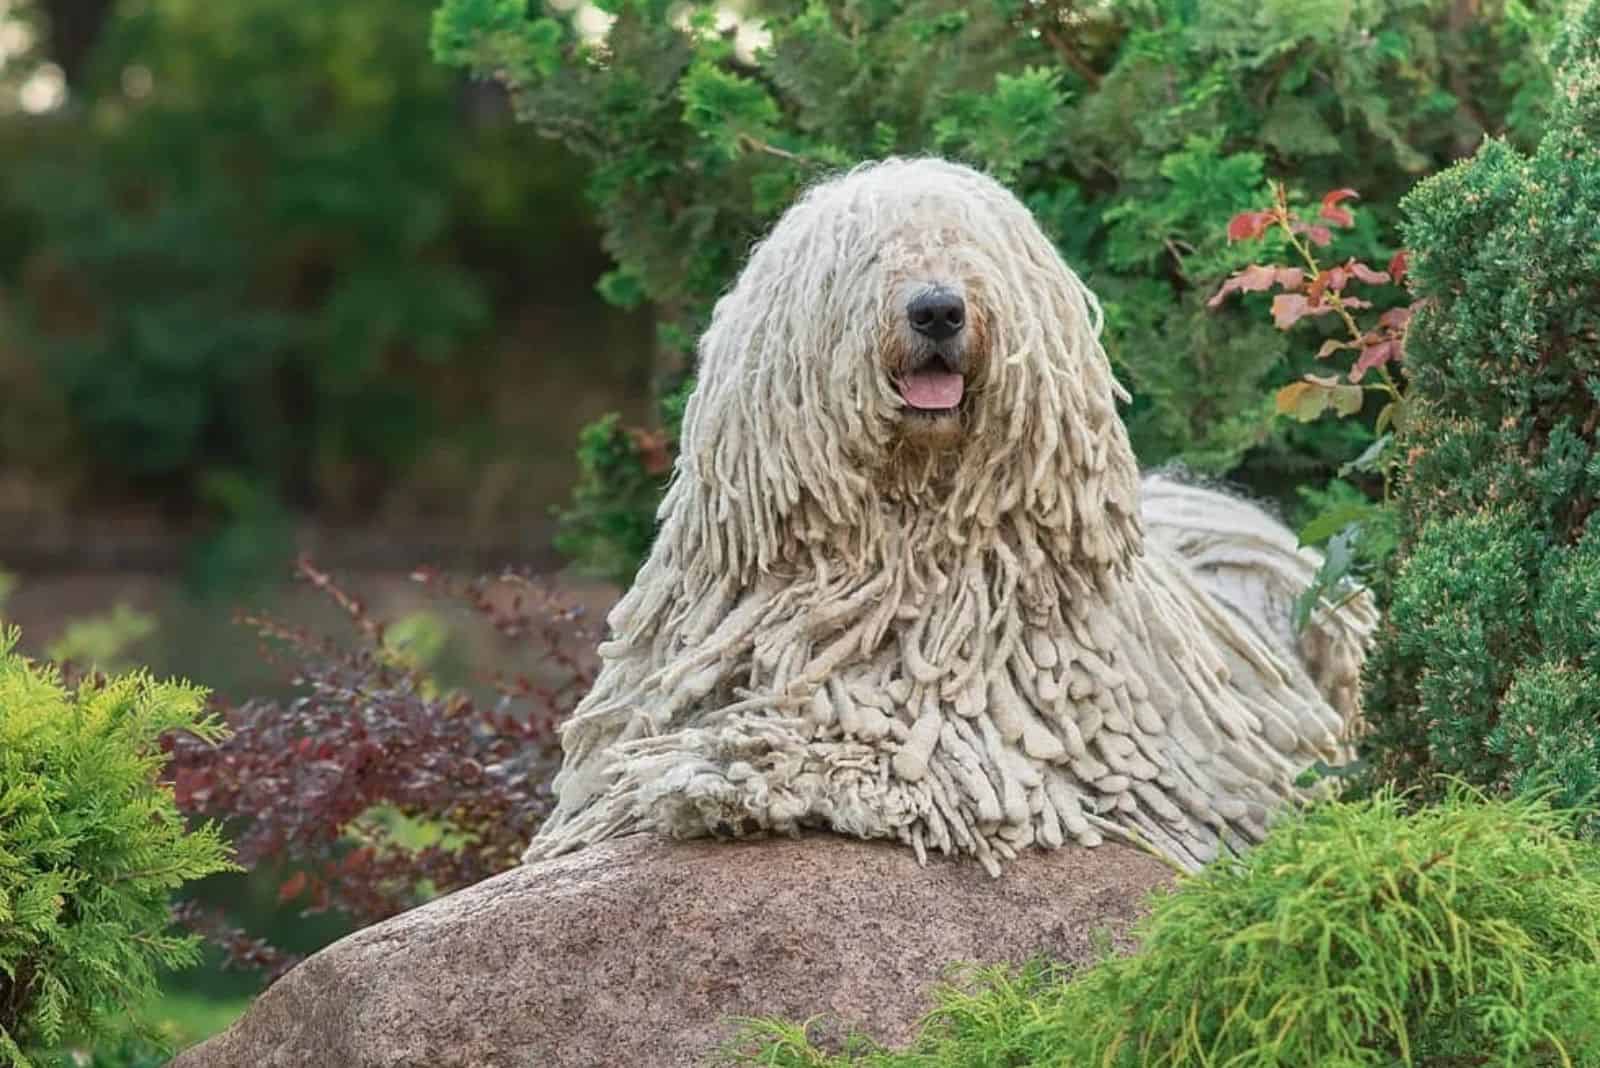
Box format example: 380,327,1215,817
526,158,1375,874
1140,473,1375,727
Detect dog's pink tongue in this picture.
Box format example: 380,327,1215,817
898,371,964,410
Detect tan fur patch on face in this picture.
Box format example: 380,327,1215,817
894,408,964,448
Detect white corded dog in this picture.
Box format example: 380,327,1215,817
526,158,1375,874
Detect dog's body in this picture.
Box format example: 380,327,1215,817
1140,473,1372,729
526,159,1375,873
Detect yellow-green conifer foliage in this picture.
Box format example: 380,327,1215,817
0,631,236,1066
739,784,1600,1067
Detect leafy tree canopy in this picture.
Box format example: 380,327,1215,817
435,0,1563,582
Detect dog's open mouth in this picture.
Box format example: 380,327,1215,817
895,360,964,416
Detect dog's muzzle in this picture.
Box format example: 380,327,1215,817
897,287,967,413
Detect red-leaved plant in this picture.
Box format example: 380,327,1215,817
165,558,598,978
1213,182,1419,439
1211,183,1420,640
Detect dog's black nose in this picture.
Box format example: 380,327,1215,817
907,290,965,341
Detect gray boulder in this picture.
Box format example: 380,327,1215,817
171,834,1177,1068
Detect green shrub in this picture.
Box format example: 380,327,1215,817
732,784,1600,1067
552,413,677,586
1360,0,1600,813
0,631,237,1066
434,0,1562,580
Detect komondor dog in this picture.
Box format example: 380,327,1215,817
527,158,1375,874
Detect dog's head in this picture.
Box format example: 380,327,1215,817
673,158,1141,573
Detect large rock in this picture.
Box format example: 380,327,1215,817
171,834,1177,1068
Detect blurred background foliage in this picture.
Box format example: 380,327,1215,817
0,0,653,594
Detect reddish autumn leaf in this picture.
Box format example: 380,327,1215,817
1351,340,1400,382
1319,188,1359,227
279,870,309,904
1379,304,1415,331
1208,265,1308,308
1273,293,1308,329
173,902,301,984
1347,260,1390,285
628,428,674,476
1292,221,1334,247
1388,249,1409,285
1228,211,1273,242
341,847,375,873
1272,293,1343,329
1210,264,1270,307
1307,268,1362,304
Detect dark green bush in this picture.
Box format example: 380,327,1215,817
0,631,237,1066
733,784,1600,1067
1360,0,1600,814
434,0,1562,581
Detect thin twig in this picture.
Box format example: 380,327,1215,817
737,133,815,166
1038,23,1102,88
